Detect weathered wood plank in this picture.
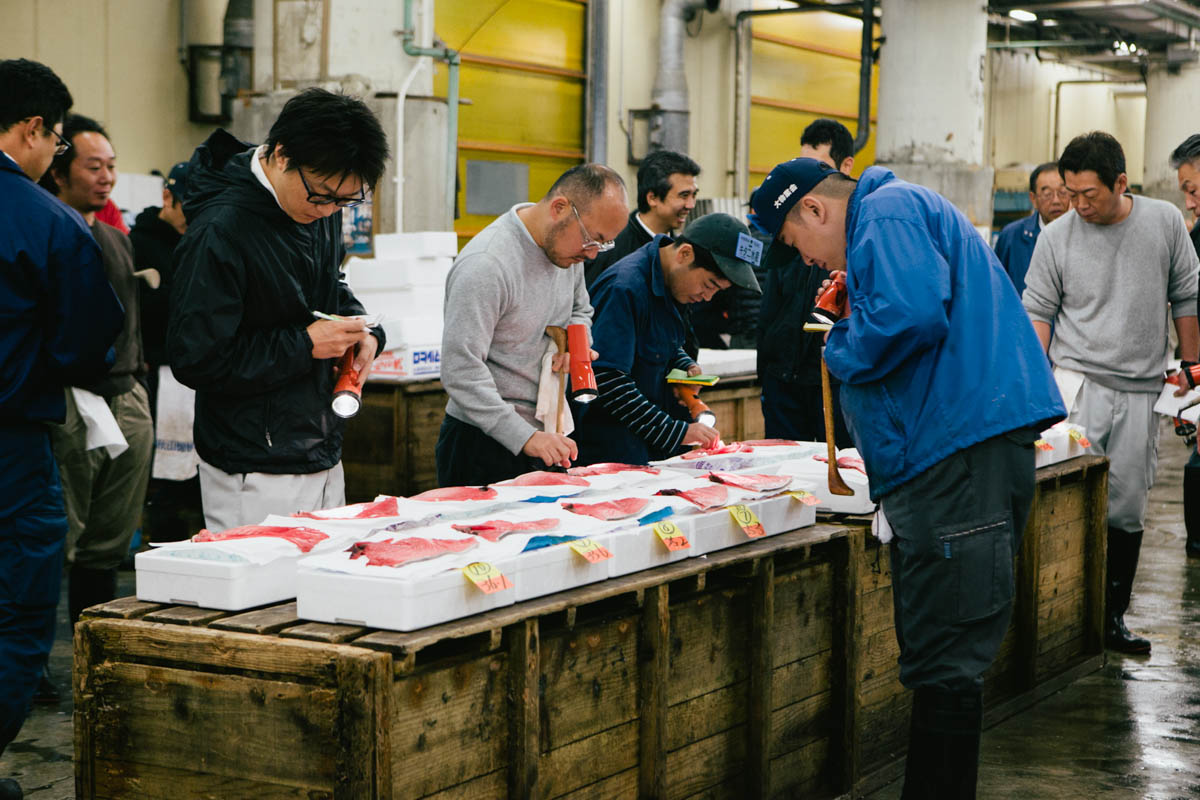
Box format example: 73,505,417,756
74,621,96,800
539,615,638,751
417,769,505,800
209,602,300,634
772,650,833,710
335,652,392,799
141,606,232,627
833,528,862,793
540,720,638,799
667,682,748,752
508,619,539,799
390,656,508,798
665,725,746,800
639,584,670,799
1036,635,1090,683
83,596,164,619
668,588,750,706
88,662,337,790
769,691,831,760
1084,466,1109,653
772,560,835,667
91,758,329,800
552,768,638,800
1017,483,1044,691
768,736,832,800
748,556,774,798
279,622,369,644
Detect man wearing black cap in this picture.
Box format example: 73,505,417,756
573,213,762,465
751,158,1065,797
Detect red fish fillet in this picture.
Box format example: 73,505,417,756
410,486,498,502
741,439,801,447
561,497,649,520
292,496,401,519
451,517,561,542
346,537,476,567
680,442,753,459
656,484,729,510
567,463,660,477
498,471,591,487
706,472,793,493
193,525,329,553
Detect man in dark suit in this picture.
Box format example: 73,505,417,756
993,162,1069,294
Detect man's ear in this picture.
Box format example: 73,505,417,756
674,242,693,266
839,157,854,176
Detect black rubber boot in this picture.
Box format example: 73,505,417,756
900,687,983,800
1105,528,1151,654
1185,466,1200,559
68,565,117,624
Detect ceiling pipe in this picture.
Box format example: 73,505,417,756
586,0,609,163
1052,78,1143,156
650,0,716,155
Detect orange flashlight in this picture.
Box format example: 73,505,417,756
674,384,717,427
567,323,598,403
331,349,362,418
811,272,847,327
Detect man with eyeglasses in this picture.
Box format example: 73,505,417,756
993,162,1069,294
438,164,628,486
573,213,762,466
1024,131,1200,655
0,59,123,799
167,88,388,530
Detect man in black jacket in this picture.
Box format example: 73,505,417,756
168,89,388,531
756,119,856,446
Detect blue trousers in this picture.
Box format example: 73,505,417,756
0,425,66,754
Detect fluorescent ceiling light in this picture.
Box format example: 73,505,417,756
1009,9,1037,22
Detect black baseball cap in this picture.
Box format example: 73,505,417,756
750,157,840,237
165,161,189,200
680,213,762,294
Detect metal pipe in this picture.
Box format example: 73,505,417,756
852,0,875,154
651,0,711,154
402,0,459,229
1052,78,1142,157
988,39,1122,49
586,0,609,163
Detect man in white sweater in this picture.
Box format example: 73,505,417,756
437,164,628,487
1023,131,1199,654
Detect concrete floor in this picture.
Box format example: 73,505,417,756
3,432,1199,799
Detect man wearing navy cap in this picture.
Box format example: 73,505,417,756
752,158,1065,797
573,213,762,465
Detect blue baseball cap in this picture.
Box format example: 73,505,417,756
749,157,840,237
165,161,189,201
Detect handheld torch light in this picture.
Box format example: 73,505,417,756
674,384,717,428
810,272,847,327
567,323,598,403
331,350,362,418
1168,363,1200,390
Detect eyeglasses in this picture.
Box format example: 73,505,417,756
297,168,366,208
570,201,616,253
1037,187,1070,200
49,126,71,156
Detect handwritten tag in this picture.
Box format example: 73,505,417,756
788,490,821,506
569,538,613,563
462,562,514,594
652,520,690,551
728,504,766,538
1068,429,1091,448
1034,439,1053,451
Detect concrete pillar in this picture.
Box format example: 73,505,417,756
1143,61,1200,204
876,0,993,231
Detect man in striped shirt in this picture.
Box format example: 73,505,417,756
573,213,762,465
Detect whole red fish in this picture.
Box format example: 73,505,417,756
346,537,476,567
450,517,561,542
193,525,329,553
561,497,650,520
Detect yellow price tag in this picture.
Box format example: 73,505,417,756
728,504,766,538
652,520,690,551
569,538,613,564
1068,429,1091,448
788,490,821,506
462,561,514,594
1034,438,1053,451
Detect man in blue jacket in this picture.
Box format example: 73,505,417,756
0,59,124,796
752,158,1065,799
993,162,1069,293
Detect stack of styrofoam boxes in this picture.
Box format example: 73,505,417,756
346,231,458,382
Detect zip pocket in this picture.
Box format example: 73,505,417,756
936,515,1014,623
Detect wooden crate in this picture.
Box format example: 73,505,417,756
342,376,765,502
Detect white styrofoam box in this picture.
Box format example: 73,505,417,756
135,548,296,610
373,231,459,260
379,315,444,350
368,344,442,382
606,517,701,578
344,256,454,289
506,533,618,602
295,559,515,631
654,443,826,473
770,457,874,515
695,347,757,377
1035,426,1070,469
687,495,813,555
353,284,444,320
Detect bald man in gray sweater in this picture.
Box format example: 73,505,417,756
1024,132,1199,655
437,164,628,487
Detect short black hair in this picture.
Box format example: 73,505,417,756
636,150,700,214
1058,132,1125,191
0,58,73,133
800,118,854,168
1029,162,1058,194
546,163,626,210
41,114,110,194
1170,135,1200,171
264,88,389,190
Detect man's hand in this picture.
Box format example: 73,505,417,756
813,269,846,307
351,333,380,388
308,318,369,359
682,422,720,448
551,348,599,373
686,363,703,377
522,431,578,468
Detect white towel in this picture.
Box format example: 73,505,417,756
1052,366,1085,416
534,340,574,435
872,505,894,544
152,366,200,480
70,387,128,458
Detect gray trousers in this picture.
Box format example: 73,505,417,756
198,459,346,532
882,431,1037,692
